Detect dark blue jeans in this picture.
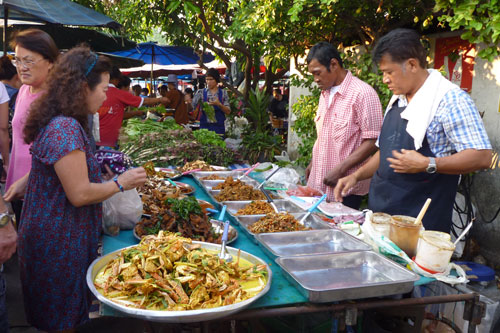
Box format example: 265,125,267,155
0,272,8,333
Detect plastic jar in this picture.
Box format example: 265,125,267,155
421,230,451,242
389,215,422,258
371,212,392,238
415,233,455,273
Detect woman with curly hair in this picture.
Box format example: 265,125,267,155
3,28,60,227
18,46,146,332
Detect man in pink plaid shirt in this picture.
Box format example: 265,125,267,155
305,42,383,209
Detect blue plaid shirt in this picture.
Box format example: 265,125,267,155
395,88,491,157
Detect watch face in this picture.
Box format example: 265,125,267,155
427,166,437,173
0,214,10,226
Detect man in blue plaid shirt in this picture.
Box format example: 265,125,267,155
335,29,492,232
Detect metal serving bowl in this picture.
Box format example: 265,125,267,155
86,242,272,323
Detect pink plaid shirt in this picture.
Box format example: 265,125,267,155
307,71,383,200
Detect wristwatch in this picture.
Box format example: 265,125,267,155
426,157,437,174
0,212,12,228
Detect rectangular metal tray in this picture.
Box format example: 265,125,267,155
201,178,260,191
255,229,371,259
224,200,305,216
235,212,330,241
209,189,276,202
192,171,248,182
276,251,419,303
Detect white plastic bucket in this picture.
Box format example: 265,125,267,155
415,233,455,273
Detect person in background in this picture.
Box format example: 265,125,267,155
0,196,16,333
96,67,168,148
192,68,231,135
159,74,188,125
0,83,10,184
141,87,149,98
117,74,131,91
0,55,22,115
184,87,194,119
305,42,383,209
3,29,59,227
334,29,492,232
268,87,288,119
132,84,142,97
19,46,146,332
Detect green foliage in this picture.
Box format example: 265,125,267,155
240,131,282,164
245,88,271,134
123,118,181,139
290,74,320,168
192,129,226,148
435,0,500,61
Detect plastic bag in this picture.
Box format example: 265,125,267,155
250,163,300,188
361,210,468,285
102,188,143,236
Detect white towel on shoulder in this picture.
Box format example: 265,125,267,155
385,69,459,150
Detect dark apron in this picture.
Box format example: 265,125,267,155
200,88,226,135
368,104,459,232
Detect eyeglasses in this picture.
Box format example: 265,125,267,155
12,57,45,69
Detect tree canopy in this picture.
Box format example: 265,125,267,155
75,0,500,94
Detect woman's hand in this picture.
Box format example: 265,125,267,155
117,167,147,191
4,173,29,202
101,164,115,181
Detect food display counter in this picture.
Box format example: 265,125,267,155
99,174,486,331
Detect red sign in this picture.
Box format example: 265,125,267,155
434,36,476,92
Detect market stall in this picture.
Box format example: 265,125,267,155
92,166,486,332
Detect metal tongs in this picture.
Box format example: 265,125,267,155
261,188,279,213
299,194,327,224
237,162,260,180
257,167,281,189
218,221,232,262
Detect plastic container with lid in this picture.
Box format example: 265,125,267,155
371,212,392,238
421,230,451,241
415,233,455,273
389,215,422,258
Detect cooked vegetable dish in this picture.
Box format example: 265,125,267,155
178,160,215,172
213,177,267,201
248,212,311,233
94,232,268,311
236,201,274,215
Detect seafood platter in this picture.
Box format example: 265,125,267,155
88,232,271,322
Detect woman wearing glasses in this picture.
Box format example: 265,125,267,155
3,29,59,227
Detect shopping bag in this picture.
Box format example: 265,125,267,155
102,188,143,236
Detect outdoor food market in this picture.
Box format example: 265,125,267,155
1,1,500,333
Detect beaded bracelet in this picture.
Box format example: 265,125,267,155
112,175,124,192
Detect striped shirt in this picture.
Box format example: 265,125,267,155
307,71,383,200
389,88,491,156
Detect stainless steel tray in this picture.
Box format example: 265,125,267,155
192,171,247,182
225,200,305,215
276,251,419,303
236,213,330,241
201,178,260,191
256,229,371,259
87,241,272,323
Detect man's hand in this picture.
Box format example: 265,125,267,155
333,174,358,202
305,163,312,181
387,149,429,174
323,165,344,187
0,222,16,264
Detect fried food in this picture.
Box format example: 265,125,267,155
135,197,223,243
179,160,215,172
213,177,266,201
200,174,226,180
94,232,268,311
248,212,311,233
236,201,274,215
142,161,181,179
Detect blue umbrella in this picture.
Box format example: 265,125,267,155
110,42,215,90
109,42,215,66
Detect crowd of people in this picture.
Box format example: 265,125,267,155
0,25,492,333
